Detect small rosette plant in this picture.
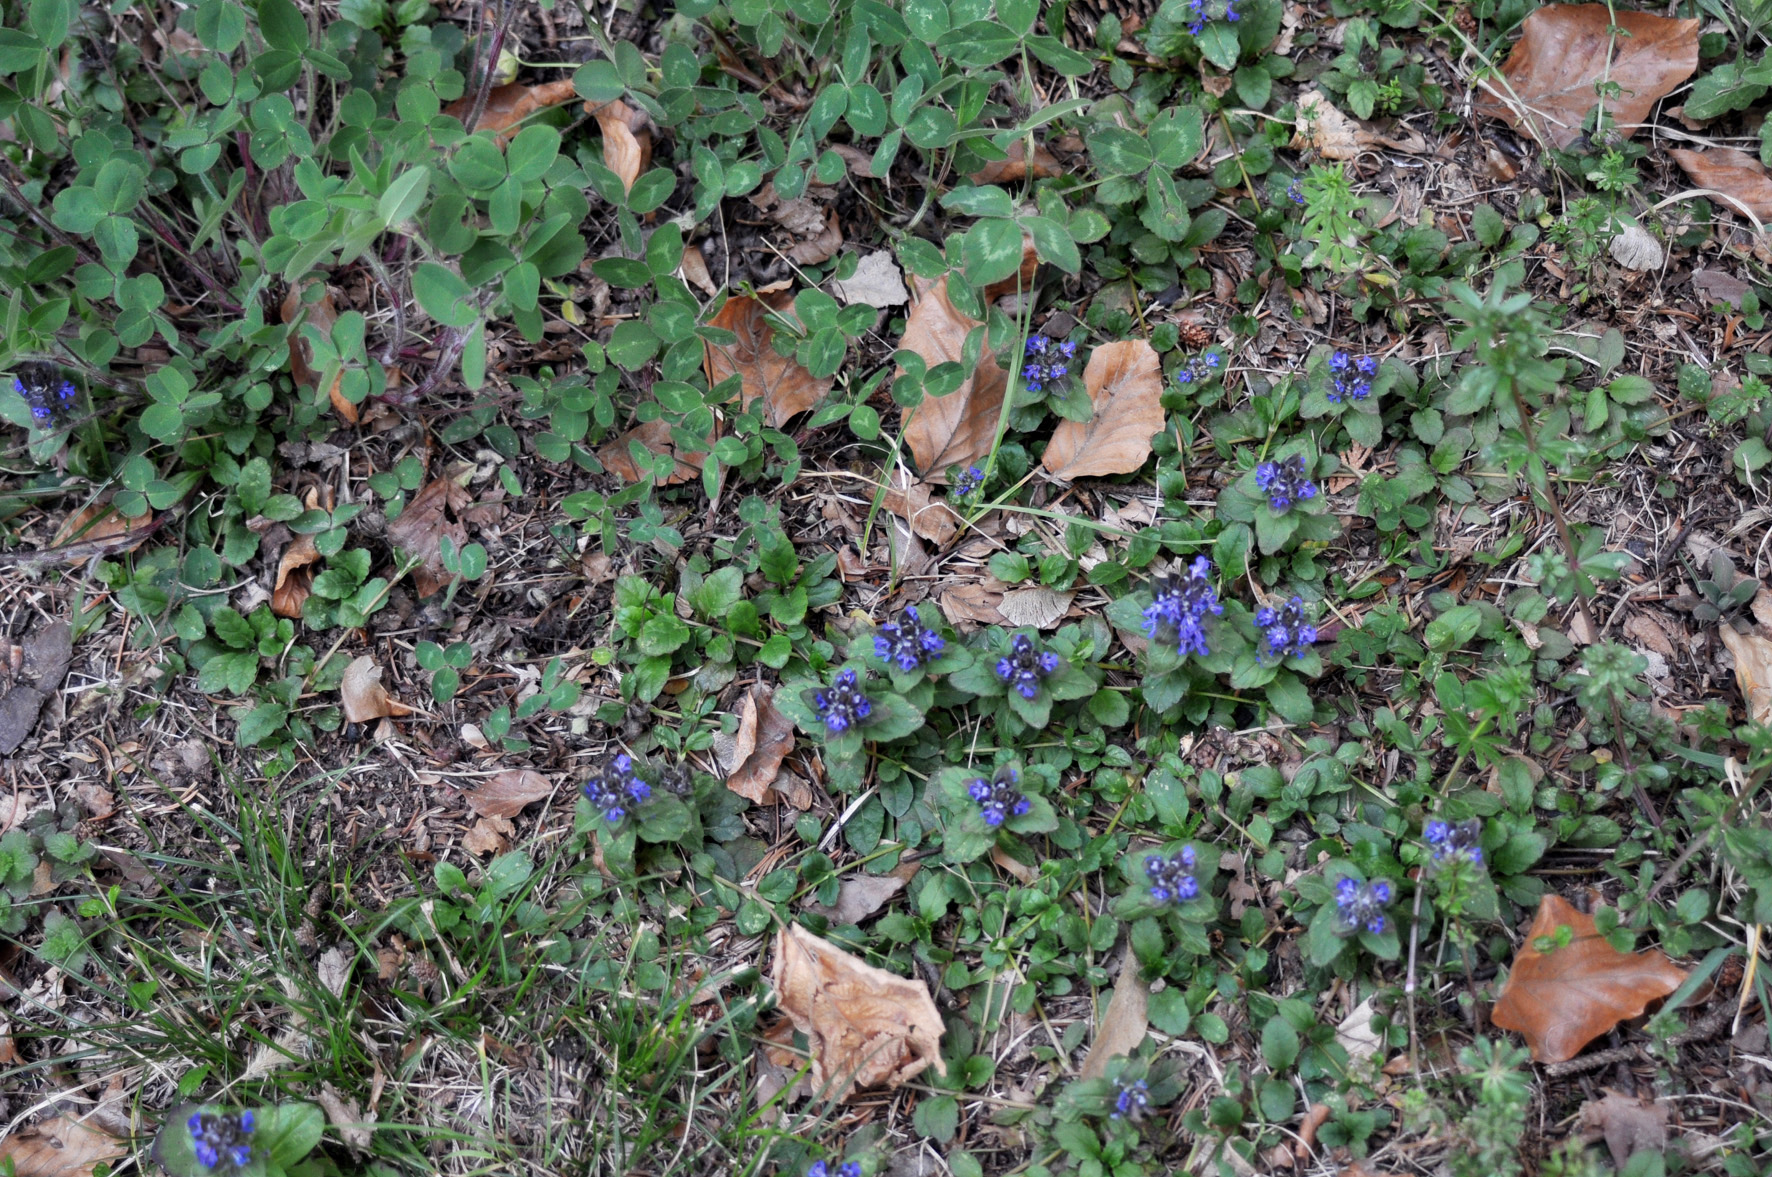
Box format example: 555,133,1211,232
1218,593,1325,725
1052,1055,1183,1141
776,664,925,792
1299,859,1406,968
1107,559,1235,719
574,753,700,873
1300,345,1394,447
945,626,1100,732
1214,443,1341,557
152,1102,325,1177
854,602,971,691
1114,841,1219,967
933,761,1059,863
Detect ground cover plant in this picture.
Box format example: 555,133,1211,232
2,0,1772,1172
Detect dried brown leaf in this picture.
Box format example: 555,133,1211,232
447,79,579,139
340,656,415,724
1078,952,1149,1079
1490,893,1686,1062
726,686,797,805
900,278,1009,478
51,503,155,556
0,1114,126,1177
590,99,651,194
317,1084,375,1154
1580,1092,1668,1169
769,922,946,1101
1670,147,1772,223
998,586,1074,630
0,622,72,756
1291,89,1377,160
280,283,354,423
882,478,962,546
1693,268,1754,309
1042,340,1166,480
596,418,709,486
940,582,1006,628
991,845,1039,885
272,533,321,619
969,139,1065,184
802,871,910,924
831,251,909,308
787,209,843,265
465,770,554,818
704,295,831,427
1473,5,1699,149
386,477,472,598
680,246,719,296
1720,626,1772,725
462,815,512,856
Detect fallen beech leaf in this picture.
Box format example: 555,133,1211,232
788,209,843,265
939,582,1007,628
680,246,719,296
386,477,472,598
704,294,831,427
1607,220,1664,271
969,139,1065,184
998,586,1074,630
462,815,512,856
1719,626,1772,725
596,417,709,486
725,686,797,805
769,922,946,1101
900,277,1009,478
832,251,910,308
1042,340,1166,480
1078,952,1149,1079
1490,893,1686,1063
590,99,651,195
991,844,1039,884
882,477,962,546
281,283,354,423
802,871,910,924
1670,147,1772,222
465,770,554,818
0,1113,127,1177
1473,5,1699,149
340,656,415,724
1334,997,1384,1065
1292,89,1377,160
272,533,321,619
51,503,154,555
1580,1092,1668,1168
1692,268,1754,309
447,80,578,139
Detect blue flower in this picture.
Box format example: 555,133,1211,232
1253,454,1318,513
1145,847,1198,904
995,633,1060,700
187,1109,254,1171
807,1163,863,1177
1140,557,1223,657
1110,1076,1151,1120
1021,335,1078,396
583,753,651,824
952,464,985,499
813,669,873,734
1327,351,1379,403
1285,176,1306,207
1254,596,1317,662
1425,818,1484,866
1174,350,1225,386
966,765,1030,827
12,362,79,429
1334,877,1393,935
874,610,946,673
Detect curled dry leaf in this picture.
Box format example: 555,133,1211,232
1077,951,1150,1079
272,533,321,619
386,477,472,598
1670,147,1772,223
831,251,910,309
340,656,415,724
679,246,719,296
769,922,946,1101
462,815,512,856
725,685,797,805
998,586,1074,630
280,283,355,423
1489,893,1686,1063
596,417,710,486
940,581,1007,628
1579,1092,1668,1169
1693,268,1754,309
1042,340,1166,480
446,79,578,140
900,277,1009,479
704,294,831,427
969,139,1064,185
1473,5,1699,149
802,868,913,924
51,502,155,557
882,475,962,546
465,769,554,818
589,99,651,195
0,1114,127,1177
317,1084,375,1155
1719,625,1772,725
1291,89,1377,160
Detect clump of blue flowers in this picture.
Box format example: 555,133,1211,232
1177,0,1239,32
951,464,985,500
808,1163,862,1177
1145,847,1198,904
1327,351,1378,403
813,669,872,733
1141,557,1223,657
996,633,1060,699
1255,596,1317,662
1426,818,1484,866
968,765,1030,827
187,1109,254,1172
1284,176,1305,207
1021,335,1078,395
1110,1076,1151,1121
874,610,945,672
584,754,651,824
1253,455,1317,513
13,361,79,429
1335,878,1393,935
1173,350,1224,386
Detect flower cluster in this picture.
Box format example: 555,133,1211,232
996,634,1060,699
1141,557,1223,657
807,1163,862,1177
1145,847,1198,904
1327,351,1378,403
814,669,872,734
1021,335,1078,395
1176,0,1239,33
187,1109,254,1172
968,766,1030,827
1335,877,1393,935
1173,350,1224,386
874,610,946,672
1255,596,1317,662
952,464,985,499
584,753,651,824
1426,818,1484,866
1253,455,1317,513
1110,1076,1151,1121
13,361,78,429
1284,176,1305,207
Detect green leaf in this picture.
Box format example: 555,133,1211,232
961,217,1025,287
1021,214,1080,273
30,0,71,49
0,28,44,73
256,0,310,53
913,1094,960,1141
1148,105,1204,169
942,185,1015,218
1089,126,1153,176
236,702,289,747
378,167,430,228
1260,1014,1300,1070
935,20,1019,66
412,263,479,329
260,1102,326,1166
1196,22,1240,69
1263,672,1313,723
211,606,254,648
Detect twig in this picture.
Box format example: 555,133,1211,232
1540,1005,1729,1077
